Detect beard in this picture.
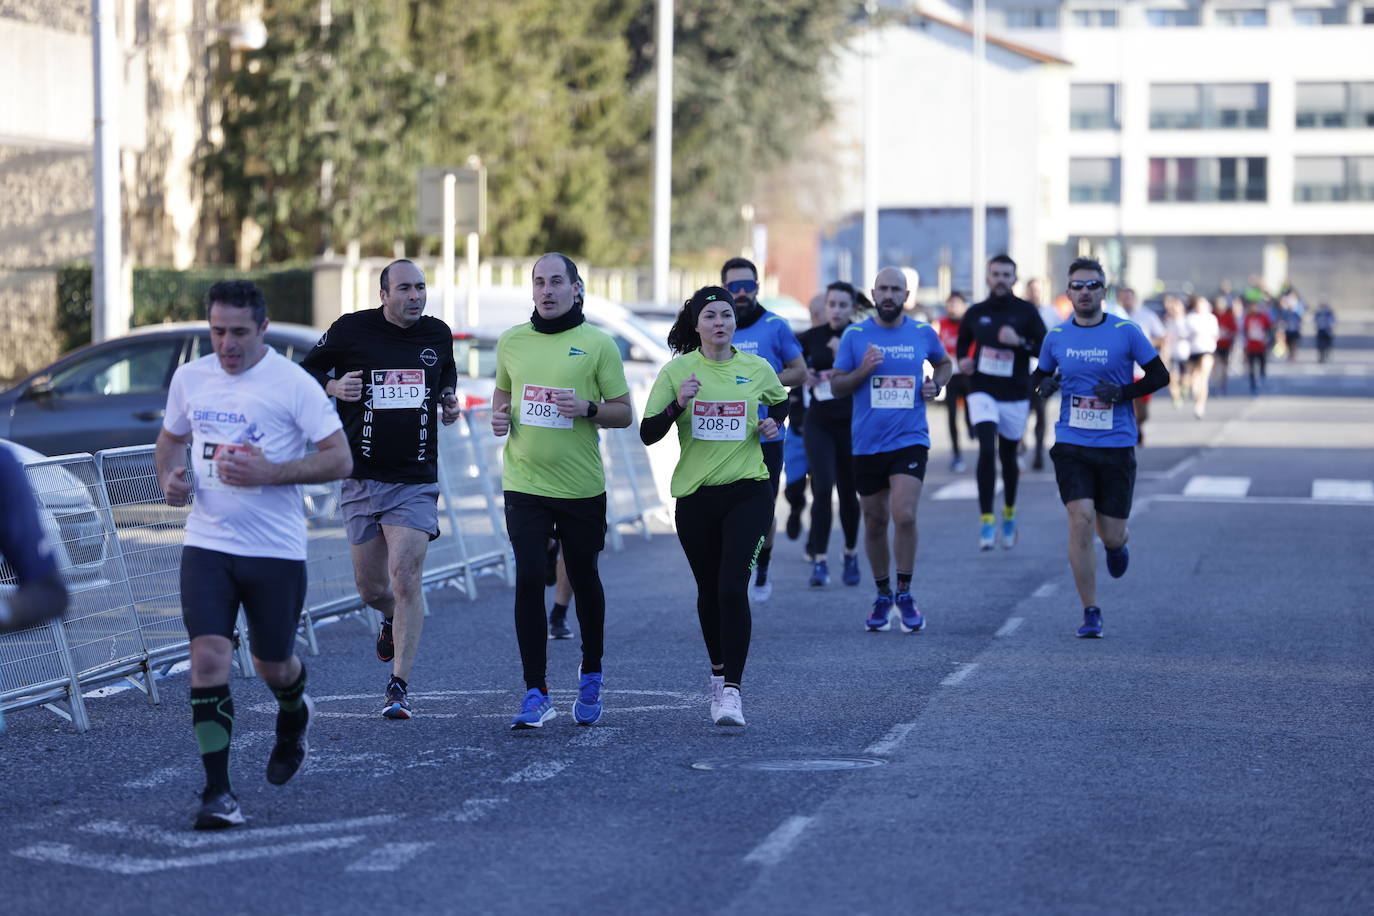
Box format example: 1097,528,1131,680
876,301,903,322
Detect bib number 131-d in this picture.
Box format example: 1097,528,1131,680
371,369,425,409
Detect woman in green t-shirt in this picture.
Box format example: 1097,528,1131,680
640,286,788,728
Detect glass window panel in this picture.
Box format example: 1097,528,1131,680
1354,83,1374,126
48,342,180,396
1151,84,1202,128
1215,8,1267,25
1147,8,1201,25
1071,83,1118,129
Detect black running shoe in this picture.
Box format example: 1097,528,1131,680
785,508,802,540
193,787,244,830
549,610,573,640
382,678,413,719
266,694,313,786
376,618,395,663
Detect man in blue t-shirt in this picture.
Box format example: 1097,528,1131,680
1032,257,1169,639
721,257,806,603
832,267,952,635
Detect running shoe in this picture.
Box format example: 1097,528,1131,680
375,618,394,663
381,678,412,720
978,518,997,551
950,457,967,473
842,553,861,586
193,787,244,830
510,688,555,729
749,568,773,603
715,687,746,727
785,508,803,540
1105,544,1130,579
708,675,725,722
1077,606,1104,638
1000,512,1018,550
548,609,573,640
266,694,313,786
895,592,924,633
1032,453,1044,471
808,559,830,588
866,594,894,632
573,668,603,726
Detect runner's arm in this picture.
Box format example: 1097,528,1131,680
777,355,806,388
266,429,353,484
585,393,633,429
299,323,342,391
0,452,69,634
1092,357,1169,403
928,355,954,389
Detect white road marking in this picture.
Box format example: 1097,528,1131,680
995,617,1024,638
346,842,434,872
939,663,979,687
248,689,697,720
120,731,272,789
744,816,816,867
433,797,509,824
569,726,622,747
1312,479,1374,501
79,815,398,849
1182,475,1251,498
1031,582,1056,598
1153,494,1374,509
864,722,917,756
502,760,569,784
13,836,366,875
932,479,1001,501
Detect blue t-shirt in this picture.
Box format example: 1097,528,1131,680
731,309,802,443
834,317,947,455
0,448,58,585
1037,317,1159,448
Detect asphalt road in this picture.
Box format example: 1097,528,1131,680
1,340,1371,915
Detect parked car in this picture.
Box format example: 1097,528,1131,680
0,439,109,590
0,321,324,457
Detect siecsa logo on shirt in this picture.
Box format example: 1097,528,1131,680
568,347,586,357
193,409,248,424
735,375,751,385
419,348,438,367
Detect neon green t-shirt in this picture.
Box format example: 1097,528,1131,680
494,321,629,499
644,348,788,499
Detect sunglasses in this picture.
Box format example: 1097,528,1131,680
1068,280,1105,291
725,279,758,295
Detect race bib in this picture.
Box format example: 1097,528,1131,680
870,376,915,409
197,442,262,494
812,370,834,402
521,384,574,429
1069,396,1113,431
691,400,748,441
977,347,1015,378
371,369,425,410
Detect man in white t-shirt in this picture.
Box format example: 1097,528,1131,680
155,280,351,830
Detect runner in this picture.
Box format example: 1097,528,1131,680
956,255,1047,550
1031,258,1168,638
935,292,972,472
1118,288,1166,445
721,257,806,602
798,281,866,588
1025,277,1060,471
831,267,952,633
782,292,829,548
156,280,351,829
1314,302,1336,363
1242,299,1271,394
1186,295,1219,419
1213,295,1239,396
639,286,787,726
302,259,461,720
490,252,632,728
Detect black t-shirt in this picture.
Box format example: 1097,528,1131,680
956,295,1047,402
798,324,853,425
301,308,458,484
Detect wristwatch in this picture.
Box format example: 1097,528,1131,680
585,400,599,418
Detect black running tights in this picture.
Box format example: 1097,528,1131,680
975,422,1021,515
674,478,772,688
803,417,859,556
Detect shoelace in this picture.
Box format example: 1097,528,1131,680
579,675,600,703
522,691,546,713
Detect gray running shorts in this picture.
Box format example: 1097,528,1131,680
340,479,440,545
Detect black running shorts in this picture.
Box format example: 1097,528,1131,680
180,546,308,662
853,445,929,496
1049,442,1136,519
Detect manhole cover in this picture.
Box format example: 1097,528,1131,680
689,756,886,772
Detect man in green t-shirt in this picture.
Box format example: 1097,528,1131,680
491,253,632,729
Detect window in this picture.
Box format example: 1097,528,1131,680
1215,8,1268,25
1071,84,1120,130
1293,5,1348,24
1070,158,1121,202
1365,4,1374,22
1070,9,1120,26
1294,156,1374,201
1006,7,1061,28
1150,83,1267,128
1146,8,1201,25
1149,157,1267,201
1297,82,1374,127
46,341,181,396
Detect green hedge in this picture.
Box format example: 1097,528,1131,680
55,265,313,355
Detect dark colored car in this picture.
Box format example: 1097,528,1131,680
0,321,324,457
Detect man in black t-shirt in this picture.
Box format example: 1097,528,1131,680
302,259,460,720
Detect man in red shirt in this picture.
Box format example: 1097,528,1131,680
1242,299,1271,395
1214,298,1239,395
936,292,972,472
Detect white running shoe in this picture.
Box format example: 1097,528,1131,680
749,571,773,603
709,675,725,722
715,686,746,726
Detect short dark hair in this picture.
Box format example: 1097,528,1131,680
533,252,585,309
720,257,758,282
946,290,967,303
826,280,871,313
989,254,1017,271
205,280,267,326
668,286,734,355
380,259,419,293
1067,257,1106,281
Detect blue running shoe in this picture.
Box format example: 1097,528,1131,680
510,688,556,729
808,559,830,587
895,592,924,633
842,553,861,586
1077,606,1104,638
978,520,996,551
1105,544,1130,579
866,594,894,632
574,668,603,725
1000,514,1018,550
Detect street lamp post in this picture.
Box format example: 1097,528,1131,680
862,0,878,290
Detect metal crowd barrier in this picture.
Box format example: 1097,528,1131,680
1,409,664,732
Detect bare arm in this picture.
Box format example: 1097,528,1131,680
555,390,633,428
155,428,193,506
213,429,353,488
777,355,807,388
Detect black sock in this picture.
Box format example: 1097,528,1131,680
190,685,234,793
271,664,308,735
550,602,568,619
896,572,912,594
874,576,892,596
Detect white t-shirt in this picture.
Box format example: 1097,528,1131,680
1127,307,1166,345
164,348,343,560
1186,310,1220,355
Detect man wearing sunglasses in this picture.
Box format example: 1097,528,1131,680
721,257,807,602
1031,258,1168,639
